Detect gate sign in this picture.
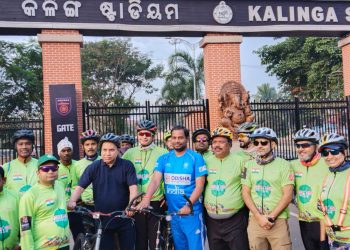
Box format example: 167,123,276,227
49,84,79,160
1,1,350,36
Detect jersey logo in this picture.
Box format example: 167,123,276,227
252,167,260,174
165,174,191,185
208,169,217,174
60,174,68,180
199,165,207,172
135,159,142,164
166,185,185,195
20,216,32,231
55,97,72,116
295,171,303,178
241,167,247,179
45,199,55,207
12,174,23,181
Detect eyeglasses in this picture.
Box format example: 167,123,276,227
39,165,59,172
138,131,152,137
295,143,314,149
238,133,248,139
195,138,210,143
253,140,269,146
321,150,341,157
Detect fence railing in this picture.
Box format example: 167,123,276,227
82,100,210,148
250,96,350,160
0,119,44,165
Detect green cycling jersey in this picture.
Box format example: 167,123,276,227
2,158,38,196
73,157,100,205
241,157,295,219
57,160,77,201
204,153,245,217
19,181,71,250
0,188,19,250
123,144,167,201
291,157,329,221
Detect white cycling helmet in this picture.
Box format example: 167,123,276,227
249,127,278,143
293,128,320,144
319,133,348,152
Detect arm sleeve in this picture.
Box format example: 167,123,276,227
2,163,9,177
125,161,137,186
154,154,166,174
19,193,35,250
195,154,207,178
78,163,95,189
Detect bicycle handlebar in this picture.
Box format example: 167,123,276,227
74,206,129,219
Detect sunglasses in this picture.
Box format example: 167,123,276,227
238,133,248,139
253,140,269,146
295,143,314,149
39,165,59,172
321,150,341,157
138,131,153,137
195,138,210,143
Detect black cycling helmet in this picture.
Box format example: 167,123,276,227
100,133,120,148
136,120,157,133
192,128,211,142
120,134,135,145
12,129,35,144
80,129,100,144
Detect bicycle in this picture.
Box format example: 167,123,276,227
127,193,193,250
72,206,134,250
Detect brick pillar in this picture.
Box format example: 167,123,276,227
38,30,83,155
339,35,350,96
200,33,242,130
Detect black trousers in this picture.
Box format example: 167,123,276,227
135,200,166,250
100,219,136,250
299,220,329,250
69,204,95,240
205,207,249,250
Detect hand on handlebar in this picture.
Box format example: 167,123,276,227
136,197,151,212
67,200,77,210
178,204,192,215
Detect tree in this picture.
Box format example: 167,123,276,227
254,83,278,101
0,40,43,120
81,39,163,106
158,50,204,104
255,37,343,99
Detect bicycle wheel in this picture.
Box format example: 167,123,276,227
73,233,95,250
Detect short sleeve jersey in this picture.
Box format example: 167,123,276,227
241,157,294,219
291,157,329,221
19,181,71,250
122,145,167,201
57,160,77,201
2,158,38,196
0,188,20,249
155,149,207,213
204,153,245,215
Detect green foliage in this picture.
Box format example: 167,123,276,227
0,40,43,120
159,50,204,104
255,37,343,99
81,39,163,106
254,83,278,101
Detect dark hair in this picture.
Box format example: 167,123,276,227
0,167,4,179
171,125,189,138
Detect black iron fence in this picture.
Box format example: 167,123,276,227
0,119,44,165
250,97,350,160
82,100,210,148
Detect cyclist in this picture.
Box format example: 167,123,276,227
192,128,213,160
138,125,207,250
68,133,138,250
291,128,329,250
122,119,167,250
318,133,350,249
204,127,249,250
241,127,294,250
119,134,135,156
235,122,259,160
0,167,20,250
2,129,38,196
72,129,100,207
164,130,174,151
19,154,71,250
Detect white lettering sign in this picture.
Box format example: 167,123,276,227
42,0,58,17
22,0,38,17
147,3,161,20
100,2,117,21
63,1,81,17
164,173,191,185
128,0,142,20
57,124,75,132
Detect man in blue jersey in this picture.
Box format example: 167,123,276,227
138,125,207,250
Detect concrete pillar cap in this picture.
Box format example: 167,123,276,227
200,35,243,48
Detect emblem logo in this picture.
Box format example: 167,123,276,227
213,1,233,24
55,97,72,116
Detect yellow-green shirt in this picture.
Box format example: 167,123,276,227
57,160,77,201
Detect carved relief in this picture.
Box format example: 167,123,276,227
218,81,254,137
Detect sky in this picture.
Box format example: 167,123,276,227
0,35,280,101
